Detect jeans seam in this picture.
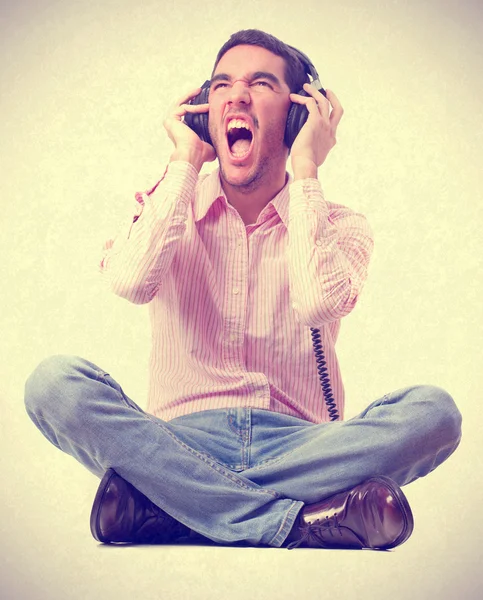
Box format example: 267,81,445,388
246,450,296,472
95,370,256,479
355,393,391,420
227,412,242,438
269,500,304,547
242,408,251,471
155,420,281,498
95,370,142,412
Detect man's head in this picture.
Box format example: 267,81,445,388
212,29,310,94
208,30,309,196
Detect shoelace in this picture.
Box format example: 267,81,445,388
139,508,188,543
287,514,343,550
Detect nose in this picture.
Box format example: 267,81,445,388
228,80,251,105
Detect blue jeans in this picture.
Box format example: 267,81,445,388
24,355,462,547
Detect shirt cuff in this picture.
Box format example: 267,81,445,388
288,178,329,221
152,161,199,201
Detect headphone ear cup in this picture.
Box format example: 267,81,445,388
184,82,212,145
285,99,308,149
284,86,327,149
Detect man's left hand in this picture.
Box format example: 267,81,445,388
290,85,343,180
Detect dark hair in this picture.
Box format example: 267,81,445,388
212,29,309,93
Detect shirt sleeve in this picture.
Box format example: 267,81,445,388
287,178,374,325
99,161,198,305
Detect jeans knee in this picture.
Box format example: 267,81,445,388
24,354,83,420
413,384,462,447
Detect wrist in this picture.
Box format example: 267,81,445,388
291,156,318,181
170,148,204,172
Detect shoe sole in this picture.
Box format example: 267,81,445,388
90,467,118,543
366,475,414,549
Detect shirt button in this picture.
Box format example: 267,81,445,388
315,239,323,246
233,287,239,295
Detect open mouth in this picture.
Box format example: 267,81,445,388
226,119,254,160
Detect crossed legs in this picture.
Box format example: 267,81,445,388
24,355,462,547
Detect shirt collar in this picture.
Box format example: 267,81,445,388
194,167,292,228
269,172,291,228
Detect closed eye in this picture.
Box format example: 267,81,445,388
211,80,274,92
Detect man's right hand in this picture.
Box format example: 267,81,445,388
163,87,216,172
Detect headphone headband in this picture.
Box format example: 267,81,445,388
287,45,320,85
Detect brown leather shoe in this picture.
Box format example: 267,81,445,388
286,476,414,550
90,468,190,544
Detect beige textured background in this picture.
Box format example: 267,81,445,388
1,0,482,598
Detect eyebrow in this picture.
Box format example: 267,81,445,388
210,71,282,87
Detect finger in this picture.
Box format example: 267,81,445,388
289,94,321,127
175,87,203,106
302,97,329,132
182,102,210,113
289,92,320,107
292,85,330,121
302,83,330,118
289,92,307,104
325,89,344,128
171,105,188,120
170,102,209,123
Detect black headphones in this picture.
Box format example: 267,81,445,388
184,45,326,149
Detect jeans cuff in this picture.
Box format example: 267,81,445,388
268,500,304,547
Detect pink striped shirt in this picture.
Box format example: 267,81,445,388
100,161,373,423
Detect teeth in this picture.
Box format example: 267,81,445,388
227,119,251,132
